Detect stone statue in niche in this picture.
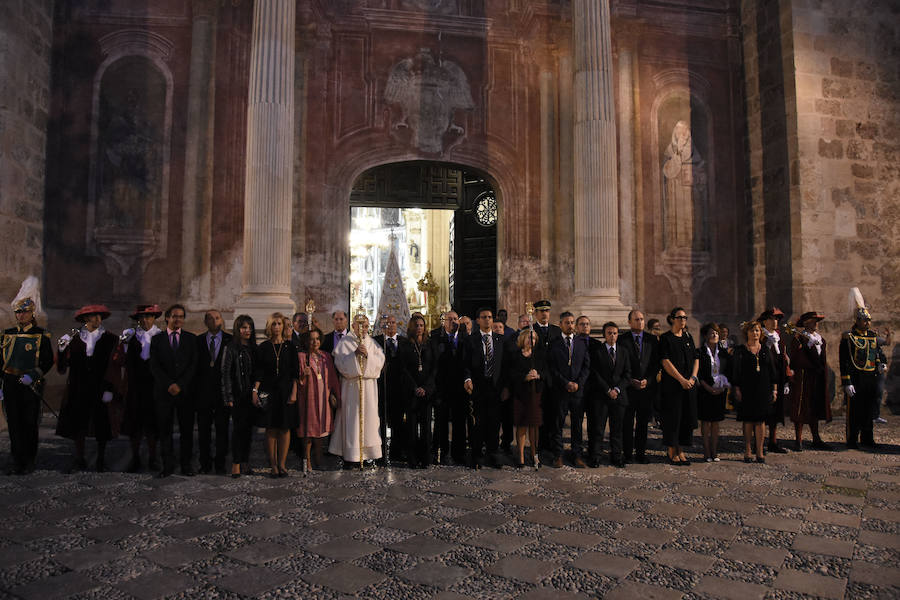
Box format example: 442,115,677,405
662,120,709,252
98,80,163,232
385,48,474,154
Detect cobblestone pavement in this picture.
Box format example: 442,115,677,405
1,413,898,599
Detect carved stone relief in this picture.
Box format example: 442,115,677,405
651,84,715,300
384,48,474,154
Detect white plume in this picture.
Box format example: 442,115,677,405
848,287,866,313
11,275,42,315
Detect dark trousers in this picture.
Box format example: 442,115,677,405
382,386,406,460
450,393,472,462
551,392,584,458
623,390,653,459
661,389,696,447
433,395,451,460
197,398,230,470
231,401,254,464
471,383,501,459
2,379,40,469
500,396,514,451
405,399,433,465
592,397,626,461
156,393,195,472
848,375,878,446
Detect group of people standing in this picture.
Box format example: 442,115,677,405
0,292,891,476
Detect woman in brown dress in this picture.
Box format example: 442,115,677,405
509,329,548,469
297,329,340,472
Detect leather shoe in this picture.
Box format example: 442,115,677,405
573,456,587,469
155,469,173,478
635,455,649,464
551,456,564,468
612,458,626,468
768,443,788,454
181,466,195,477
811,439,831,451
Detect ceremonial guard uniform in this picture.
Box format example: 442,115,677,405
787,312,831,450
840,299,887,449
120,304,162,472
56,305,122,472
0,297,54,474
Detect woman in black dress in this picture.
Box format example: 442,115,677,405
253,312,299,477
509,329,548,469
658,307,699,465
697,323,731,462
733,320,778,463
222,314,258,478
398,314,436,468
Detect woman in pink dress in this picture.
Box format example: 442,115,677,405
297,329,340,472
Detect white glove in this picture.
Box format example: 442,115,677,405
19,374,33,386
101,391,114,404
121,328,135,342
878,363,888,375
783,384,790,396
59,333,72,349
844,385,856,398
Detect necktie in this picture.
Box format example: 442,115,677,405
450,334,457,349
171,331,179,350
336,332,343,344
609,346,616,365
483,333,494,377
209,335,216,366
635,333,641,355
386,337,396,357
565,335,572,365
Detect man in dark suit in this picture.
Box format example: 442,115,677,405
373,314,407,463
150,304,198,477
430,309,467,464
548,311,591,468
617,310,659,463
291,312,309,351
194,310,232,474
533,299,562,453
586,321,631,468
320,310,349,354
462,307,507,469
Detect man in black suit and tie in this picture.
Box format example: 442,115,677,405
548,311,591,468
194,310,232,474
320,310,349,354
431,309,466,464
150,304,198,477
291,312,309,351
586,321,631,468
533,299,562,453
373,315,407,463
617,310,659,463
462,308,506,469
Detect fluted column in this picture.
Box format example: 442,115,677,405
617,45,636,306
234,0,296,323
181,0,218,304
572,0,628,322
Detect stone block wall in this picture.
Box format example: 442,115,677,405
0,0,53,321
790,0,899,321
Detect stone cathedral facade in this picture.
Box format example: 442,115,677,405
0,0,897,351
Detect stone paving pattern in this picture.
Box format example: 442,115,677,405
0,415,898,599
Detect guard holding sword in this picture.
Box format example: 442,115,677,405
1,279,54,475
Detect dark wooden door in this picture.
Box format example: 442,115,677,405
451,178,497,319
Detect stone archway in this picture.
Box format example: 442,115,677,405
348,161,498,322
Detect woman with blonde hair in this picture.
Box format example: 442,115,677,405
508,328,547,469
732,320,778,463
253,312,299,477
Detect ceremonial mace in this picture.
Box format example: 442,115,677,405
354,305,368,470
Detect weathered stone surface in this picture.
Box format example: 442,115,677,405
303,563,386,595
115,570,196,600
605,581,684,600
694,576,768,600
486,556,558,584
774,569,846,600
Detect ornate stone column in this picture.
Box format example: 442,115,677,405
234,0,296,324
181,0,218,304
617,45,636,306
572,0,628,323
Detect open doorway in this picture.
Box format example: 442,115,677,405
349,161,497,329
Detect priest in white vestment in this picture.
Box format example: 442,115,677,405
329,314,386,464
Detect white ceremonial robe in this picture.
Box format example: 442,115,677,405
329,333,386,461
